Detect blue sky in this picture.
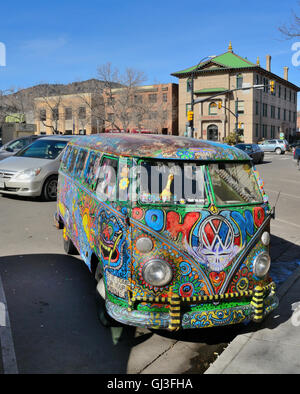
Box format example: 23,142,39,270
0,0,299,104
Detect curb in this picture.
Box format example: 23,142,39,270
204,265,300,374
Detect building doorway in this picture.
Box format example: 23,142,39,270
207,124,218,141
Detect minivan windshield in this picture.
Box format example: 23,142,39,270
208,162,262,205
138,160,208,205
16,139,68,160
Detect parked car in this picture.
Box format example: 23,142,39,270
0,135,47,161
259,139,288,155
294,147,300,170
235,143,264,164
0,135,74,200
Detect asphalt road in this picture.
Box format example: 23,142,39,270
0,152,299,374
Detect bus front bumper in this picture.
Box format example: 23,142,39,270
105,282,278,330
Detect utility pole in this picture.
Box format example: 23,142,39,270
188,55,216,138
188,83,269,141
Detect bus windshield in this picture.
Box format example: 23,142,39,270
208,162,263,205
138,160,208,205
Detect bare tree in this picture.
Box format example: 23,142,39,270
97,62,148,132
34,85,64,134
279,3,300,38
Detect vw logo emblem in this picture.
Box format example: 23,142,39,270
197,215,237,272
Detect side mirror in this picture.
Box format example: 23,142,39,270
5,147,13,152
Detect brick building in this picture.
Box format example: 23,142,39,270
171,43,299,143
35,93,104,135
104,83,178,135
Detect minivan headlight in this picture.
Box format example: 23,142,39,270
14,168,41,180
253,252,271,278
142,259,173,287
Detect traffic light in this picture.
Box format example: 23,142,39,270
218,101,222,109
238,122,242,129
270,80,275,94
187,111,194,121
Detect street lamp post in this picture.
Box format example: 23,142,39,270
188,55,216,138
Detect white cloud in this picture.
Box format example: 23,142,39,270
21,37,68,55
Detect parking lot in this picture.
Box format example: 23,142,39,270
0,151,299,374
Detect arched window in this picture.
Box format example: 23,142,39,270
209,102,217,115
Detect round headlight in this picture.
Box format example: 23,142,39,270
253,252,271,278
136,237,153,253
261,231,270,246
142,259,173,287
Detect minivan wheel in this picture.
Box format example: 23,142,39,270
275,148,282,155
42,175,58,201
95,289,118,328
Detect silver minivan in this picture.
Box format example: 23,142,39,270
259,139,288,155
0,135,74,200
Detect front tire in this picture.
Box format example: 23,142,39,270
95,287,117,328
42,175,58,201
275,148,282,155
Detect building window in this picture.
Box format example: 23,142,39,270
39,109,46,122
278,107,281,120
134,95,143,104
107,113,114,123
149,111,157,120
262,103,268,117
52,107,59,121
78,107,86,120
235,100,244,114
162,93,168,102
255,123,259,137
236,74,243,89
289,90,292,101
65,107,72,120
187,79,192,92
255,101,259,116
283,109,286,121
262,124,268,138
271,125,275,138
209,102,217,115
149,94,157,103
284,88,287,100
289,110,291,122
271,105,275,119
278,85,281,98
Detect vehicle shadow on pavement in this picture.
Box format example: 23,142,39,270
0,253,152,374
0,193,45,203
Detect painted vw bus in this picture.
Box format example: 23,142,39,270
55,134,278,330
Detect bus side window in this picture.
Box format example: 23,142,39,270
118,159,130,202
68,148,79,174
96,157,118,201
61,145,71,171
84,151,101,190
74,149,88,179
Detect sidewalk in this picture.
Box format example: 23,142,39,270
205,265,300,374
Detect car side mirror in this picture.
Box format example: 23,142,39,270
5,147,13,152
